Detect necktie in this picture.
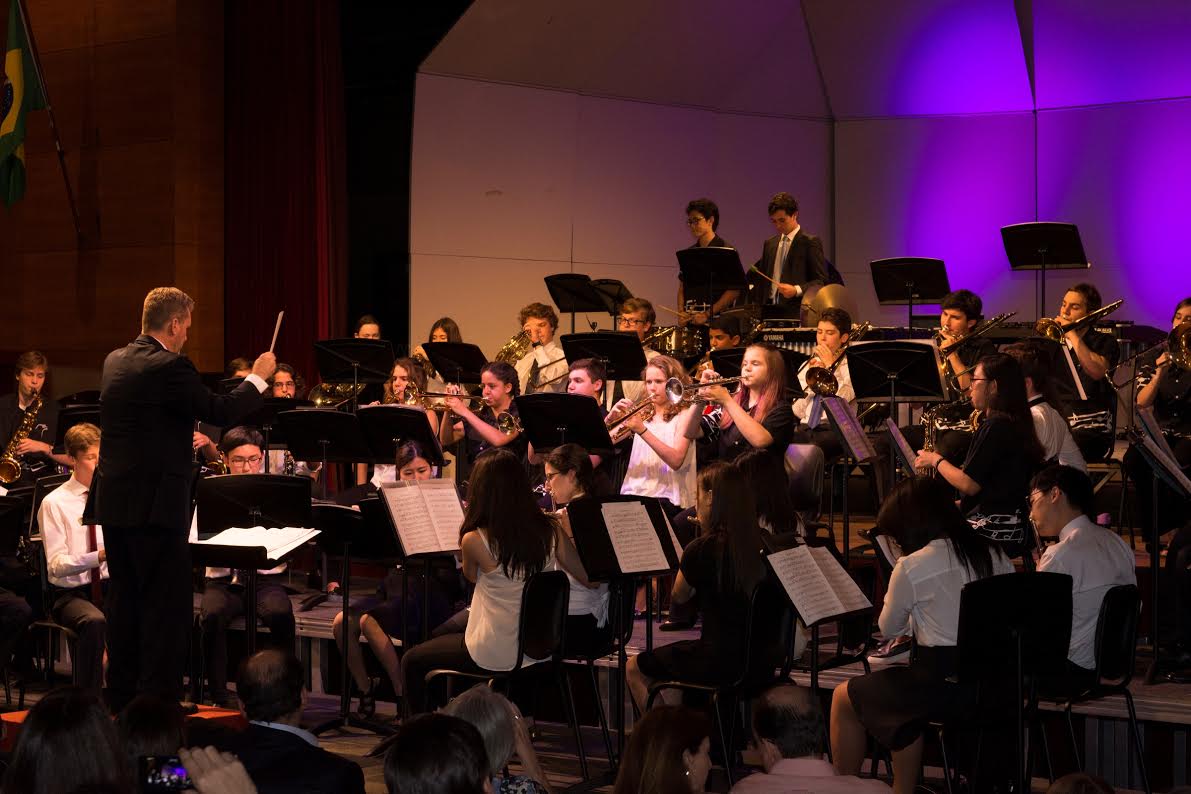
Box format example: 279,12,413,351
771,235,789,301
528,358,542,394
82,490,103,607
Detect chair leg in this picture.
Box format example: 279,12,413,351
709,693,733,788
556,667,588,780
1039,712,1055,784
587,661,615,767
1065,704,1081,769
1123,691,1151,794
937,724,955,794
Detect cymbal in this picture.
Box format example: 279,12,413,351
804,284,858,323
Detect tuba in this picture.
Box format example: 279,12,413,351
308,382,366,409
0,392,43,484
494,330,532,365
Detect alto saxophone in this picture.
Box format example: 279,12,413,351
0,392,43,484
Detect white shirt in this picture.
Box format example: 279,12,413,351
620,404,699,508
880,538,1014,646
465,531,557,671
249,721,319,748
1038,514,1136,669
515,339,568,395
1029,397,1087,472
792,357,854,424
38,476,108,589
731,757,890,794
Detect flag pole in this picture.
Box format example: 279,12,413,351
14,0,81,239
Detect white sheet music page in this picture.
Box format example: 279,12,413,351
809,545,872,613
767,545,844,627
196,526,320,561
602,501,669,574
421,479,464,552
379,483,440,555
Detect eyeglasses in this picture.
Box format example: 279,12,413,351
686,216,706,226
617,317,646,326
229,455,263,466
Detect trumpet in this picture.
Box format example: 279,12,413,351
1035,300,1123,344
668,376,741,401
804,321,873,396
404,383,489,411
606,393,659,444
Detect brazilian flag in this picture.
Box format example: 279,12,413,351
0,0,46,206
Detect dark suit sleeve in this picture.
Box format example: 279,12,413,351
171,357,264,427
803,234,827,289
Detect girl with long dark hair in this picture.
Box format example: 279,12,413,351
440,360,527,464
612,705,712,794
400,449,592,713
830,477,1013,794
914,352,1045,552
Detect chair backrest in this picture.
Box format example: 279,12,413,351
957,571,1073,682
784,443,824,515
1093,584,1140,685
0,496,25,557
27,473,71,540
734,578,789,688
515,570,570,668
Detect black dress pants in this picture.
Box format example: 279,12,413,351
0,588,33,672
103,524,192,711
200,576,295,700
51,589,106,694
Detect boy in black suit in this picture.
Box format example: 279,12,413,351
747,192,827,319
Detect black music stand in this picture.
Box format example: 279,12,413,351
192,474,313,655
421,342,488,385
310,501,400,737
591,279,633,318
1002,222,1089,319
567,495,679,762
545,274,616,333
676,246,746,307
218,377,246,394
559,332,649,383
870,257,950,331
357,405,444,468
241,398,314,473
514,393,614,453
57,390,100,408
0,496,24,572
823,396,878,562
848,341,947,485
276,410,373,500
52,405,101,454
314,339,395,412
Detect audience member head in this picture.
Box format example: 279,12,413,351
2,687,133,794
429,317,463,343
752,683,823,770
225,357,252,378
612,705,711,794
440,685,521,778
141,287,195,352
1045,772,1114,794
237,649,305,725
1029,464,1095,536
876,478,999,580
480,361,519,407
462,449,557,580
355,314,382,339
618,298,656,340
218,425,265,474
117,695,187,770
395,440,436,481
735,447,794,533
269,362,300,398
567,358,606,400
14,349,48,399
697,461,762,594
543,443,596,505
383,713,490,794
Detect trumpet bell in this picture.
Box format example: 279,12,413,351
495,411,522,435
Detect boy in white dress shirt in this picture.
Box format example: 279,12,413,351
38,422,107,694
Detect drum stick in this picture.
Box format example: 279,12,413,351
269,311,284,353
749,265,780,286
656,304,690,319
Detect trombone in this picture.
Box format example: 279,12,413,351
804,320,873,397
937,312,1017,356
1035,299,1123,344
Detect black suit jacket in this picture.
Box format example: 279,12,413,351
747,229,827,315
93,335,263,531
206,723,365,794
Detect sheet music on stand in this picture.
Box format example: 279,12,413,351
377,480,464,556
1134,429,1191,495
766,545,872,627
885,419,920,477
822,396,876,462
1136,406,1178,461
194,526,320,562
565,495,680,582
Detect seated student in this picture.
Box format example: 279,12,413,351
440,361,527,466
268,363,302,400
1031,464,1136,679
830,478,1013,794
626,461,778,711
544,443,613,657
368,357,440,489
411,316,463,390
611,705,712,794
608,297,662,408
354,314,382,339
207,650,365,794
733,683,890,793
192,427,296,708
615,355,702,517
442,684,551,794
37,422,107,695
332,440,461,718
514,302,568,395
263,362,323,478
226,357,253,379
1,687,133,794
383,713,490,794
914,353,1045,558
698,342,793,463
399,449,594,713
528,357,617,496
1,350,70,487
1003,342,1087,472
790,307,855,461
736,447,799,537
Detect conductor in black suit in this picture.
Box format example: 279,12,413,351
746,192,828,320
93,287,275,710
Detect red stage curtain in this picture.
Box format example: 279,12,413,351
224,0,348,388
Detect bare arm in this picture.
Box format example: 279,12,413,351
671,571,695,605
554,526,594,589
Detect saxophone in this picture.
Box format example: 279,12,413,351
0,392,44,484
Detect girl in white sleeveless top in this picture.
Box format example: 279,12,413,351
401,448,593,713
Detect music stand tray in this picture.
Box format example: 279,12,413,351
421,342,489,385
559,332,648,383
1002,221,1090,319
546,274,613,333
590,279,633,315
676,247,746,305
54,405,101,455
514,393,614,453
357,405,445,467
870,257,950,330
276,409,374,499
314,339,395,384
